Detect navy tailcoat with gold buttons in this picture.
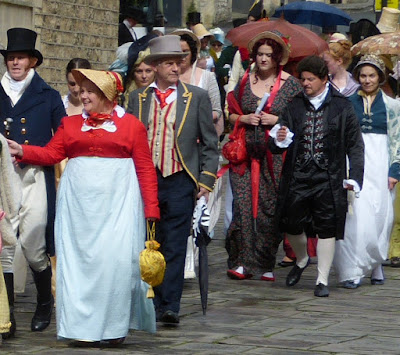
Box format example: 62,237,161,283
0,72,66,255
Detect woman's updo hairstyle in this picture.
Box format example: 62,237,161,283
327,40,353,69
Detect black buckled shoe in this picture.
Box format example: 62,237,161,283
314,283,329,297
286,259,310,287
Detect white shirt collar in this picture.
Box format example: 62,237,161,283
150,82,178,105
305,83,330,110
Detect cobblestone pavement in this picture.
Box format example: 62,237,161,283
2,172,400,354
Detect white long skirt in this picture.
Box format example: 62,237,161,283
334,133,395,282
56,157,155,341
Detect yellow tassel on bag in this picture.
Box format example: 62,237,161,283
139,221,166,298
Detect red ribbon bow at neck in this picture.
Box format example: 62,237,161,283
154,88,174,109
86,112,112,127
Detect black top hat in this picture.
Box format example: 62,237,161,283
123,6,145,22
0,28,43,66
187,12,201,25
248,0,262,21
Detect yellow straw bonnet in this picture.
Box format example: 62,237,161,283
72,69,124,102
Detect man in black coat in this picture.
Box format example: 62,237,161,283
118,6,145,46
271,56,364,297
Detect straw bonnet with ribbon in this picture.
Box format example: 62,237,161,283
376,7,400,33
170,29,201,54
0,28,43,66
248,30,290,66
352,54,386,84
72,69,124,103
144,35,188,64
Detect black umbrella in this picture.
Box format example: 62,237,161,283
192,197,211,315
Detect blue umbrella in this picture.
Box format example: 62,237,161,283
272,1,353,27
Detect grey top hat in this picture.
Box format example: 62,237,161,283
0,28,43,66
144,35,188,64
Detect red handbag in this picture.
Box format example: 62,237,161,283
222,118,247,164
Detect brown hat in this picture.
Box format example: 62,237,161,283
248,30,290,65
144,35,188,64
352,54,386,84
377,7,400,33
72,69,124,102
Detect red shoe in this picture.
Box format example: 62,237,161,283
260,272,275,282
227,267,253,280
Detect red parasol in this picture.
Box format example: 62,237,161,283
226,18,328,60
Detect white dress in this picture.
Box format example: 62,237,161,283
334,133,395,282
56,157,155,340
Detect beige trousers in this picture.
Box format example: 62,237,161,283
0,165,49,285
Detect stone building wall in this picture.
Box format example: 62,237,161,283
0,0,119,95
183,0,232,28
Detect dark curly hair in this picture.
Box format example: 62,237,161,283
250,38,283,75
179,34,198,65
297,55,329,80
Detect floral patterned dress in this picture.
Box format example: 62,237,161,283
226,75,302,275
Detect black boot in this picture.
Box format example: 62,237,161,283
31,266,54,332
2,273,16,339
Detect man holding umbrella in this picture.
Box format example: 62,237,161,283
127,35,219,324
271,55,364,297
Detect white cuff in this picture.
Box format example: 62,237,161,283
269,123,294,148
343,179,361,198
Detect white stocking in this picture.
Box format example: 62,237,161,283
316,237,335,286
286,233,308,268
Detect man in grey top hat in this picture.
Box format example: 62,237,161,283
0,27,65,337
127,35,218,324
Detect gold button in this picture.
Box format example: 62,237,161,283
24,140,29,145
6,131,10,136
20,117,26,124
21,128,26,135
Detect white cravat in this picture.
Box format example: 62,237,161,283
1,69,35,106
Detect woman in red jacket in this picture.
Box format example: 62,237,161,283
8,69,159,345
